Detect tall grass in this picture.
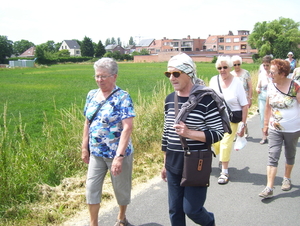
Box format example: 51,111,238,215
0,62,260,225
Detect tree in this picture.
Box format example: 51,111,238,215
81,36,94,57
117,37,122,46
248,17,300,58
140,49,150,55
95,40,106,58
56,49,70,57
0,35,13,63
13,39,35,56
129,36,135,46
34,45,46,64
111,37,116,45
39,40,57,53
105,38,111,46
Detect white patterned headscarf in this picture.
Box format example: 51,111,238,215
167,52,198,84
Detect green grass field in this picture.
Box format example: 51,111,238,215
0,62,258,136
0,61,260,225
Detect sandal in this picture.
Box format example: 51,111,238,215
218,173,229,184
259,139,268,144
114,217,129,226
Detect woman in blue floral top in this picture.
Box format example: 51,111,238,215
81,58,135,226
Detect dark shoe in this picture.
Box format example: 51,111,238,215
260,139,268,144
114,217,129,226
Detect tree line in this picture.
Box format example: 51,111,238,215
1,17,300,64
0,36,140,64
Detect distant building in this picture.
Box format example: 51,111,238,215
135,36,206,54
59,40,81,56
124,45,136,54
204,30,257,55
105,44,125,55
19,47,36,57
134,31,257,63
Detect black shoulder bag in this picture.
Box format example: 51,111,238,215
217,75,242,123
174,92,215,187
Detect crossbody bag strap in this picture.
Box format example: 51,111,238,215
174,91,215,156
174,92,190,152
88,88,120,125
217,75,222,93
217,75,231,110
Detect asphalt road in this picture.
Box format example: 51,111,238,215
70,114,300,226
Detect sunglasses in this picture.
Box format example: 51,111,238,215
164,71,182,78
217,66,228,70
233,64,241,66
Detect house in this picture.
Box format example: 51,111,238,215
19,47,36,57
135,39,155,53
204,30,257,55
135,36,206,54
105,45,125,55
59,40,81,56
124,45,136,54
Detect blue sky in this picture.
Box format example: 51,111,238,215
1,0,299,46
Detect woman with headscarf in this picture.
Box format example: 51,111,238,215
161,52,224,226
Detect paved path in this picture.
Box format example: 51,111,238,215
70,114,300,226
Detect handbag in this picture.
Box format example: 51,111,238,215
87,88,120,154
217,75,242,123
174,93,215,187
180,139,215,187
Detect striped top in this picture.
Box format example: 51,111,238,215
162,92,224,175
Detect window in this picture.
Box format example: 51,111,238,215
226,38,231,43
233,46,239,50
241,44,247,50
225,46,231,50
218,38,224,43
234,38,239,42
241,36,247,41
218,45,224,50
182,41,192,47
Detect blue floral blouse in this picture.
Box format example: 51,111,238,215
84,86,135,158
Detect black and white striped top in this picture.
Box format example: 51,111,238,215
162,92,224,174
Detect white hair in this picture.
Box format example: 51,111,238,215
231,55,242,64
215,55,233,68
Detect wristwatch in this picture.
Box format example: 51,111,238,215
115,154,125,158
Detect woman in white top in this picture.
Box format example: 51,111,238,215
259,59,300,199
256,55,273,144
209,56,248,184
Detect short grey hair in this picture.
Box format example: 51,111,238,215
94,57,118,75
231,55,242,64
215,55,233,68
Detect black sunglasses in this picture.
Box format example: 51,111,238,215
217,66,228,70
164,71,182,78
234,64,241,66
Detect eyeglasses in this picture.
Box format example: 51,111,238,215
233,64,241,66
94,74,114,80
164,71,182,78
217,66,228,70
